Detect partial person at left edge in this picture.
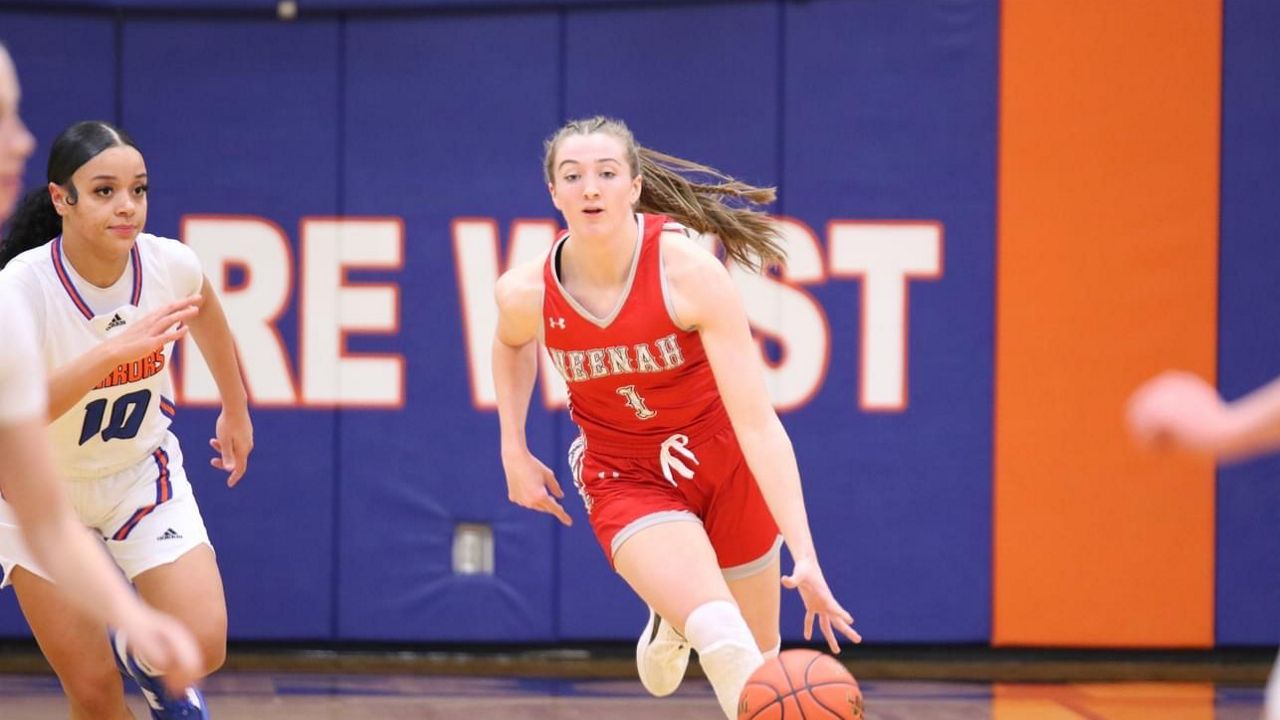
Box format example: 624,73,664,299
0,48,252,719
0,39,203,716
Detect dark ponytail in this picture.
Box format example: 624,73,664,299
0,120,139,268
0,189,61,267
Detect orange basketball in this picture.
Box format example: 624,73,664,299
738,649,863,719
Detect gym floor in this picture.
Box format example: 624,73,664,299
0,644,1270,719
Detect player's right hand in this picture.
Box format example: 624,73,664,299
116,604,203,697
109,295,203,362
502,449,573,526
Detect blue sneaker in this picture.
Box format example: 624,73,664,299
110,630,209,719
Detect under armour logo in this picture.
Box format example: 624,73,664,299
106,314,126,331
549,317,566,329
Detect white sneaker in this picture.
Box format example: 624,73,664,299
636,607,690,697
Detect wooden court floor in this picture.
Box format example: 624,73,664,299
0,673,1267,719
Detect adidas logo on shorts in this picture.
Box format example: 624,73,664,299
157,528,183,541
105,313,127,331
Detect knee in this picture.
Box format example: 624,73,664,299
683,600,759,656
194,623,227,676
199,636,226,676
682,600,764,719
61,664,127,717
176,611,227,676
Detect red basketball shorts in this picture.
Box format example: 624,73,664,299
568,422,782,578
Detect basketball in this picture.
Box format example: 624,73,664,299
737,649,863,719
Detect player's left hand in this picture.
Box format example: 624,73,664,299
1127,370,1230,453
210,406,253,487
782,556,862,653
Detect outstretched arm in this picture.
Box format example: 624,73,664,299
666,236,861,651
493,261,571,526
186,276,253,487
47,295,201,421
1128,370,1280,460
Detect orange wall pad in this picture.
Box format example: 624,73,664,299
994,0,1220,646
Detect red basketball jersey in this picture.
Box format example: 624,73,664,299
542,213,730,456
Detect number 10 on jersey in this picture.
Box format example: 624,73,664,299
79,390,152,445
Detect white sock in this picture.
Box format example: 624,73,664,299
684,600,764,719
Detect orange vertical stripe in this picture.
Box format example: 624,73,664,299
994,0,1220,646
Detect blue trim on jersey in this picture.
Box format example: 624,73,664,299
129,244,143,305
51,237,94,321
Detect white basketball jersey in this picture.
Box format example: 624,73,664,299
2,233,202,478
0,281,46,425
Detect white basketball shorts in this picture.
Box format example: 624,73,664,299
0,431,212,589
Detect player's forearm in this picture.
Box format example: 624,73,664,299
735,417,818,563
1220,376,1280,458
187,280,248,412
47,346,127,421
493,338,539,454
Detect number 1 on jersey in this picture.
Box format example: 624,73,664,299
616,384,656,420
78,389,152,445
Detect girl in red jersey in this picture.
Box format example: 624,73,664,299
494,116,860,719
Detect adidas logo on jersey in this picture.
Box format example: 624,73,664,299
105,313,127,331
157,528,183,541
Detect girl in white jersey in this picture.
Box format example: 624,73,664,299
0,118,252,720
1129,371,1280,720
0,43,202,707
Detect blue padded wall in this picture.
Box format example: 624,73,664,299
6,0,1275,648
781,0,997,642
336,10,563,641
118,16,343,639
1216,0,1280,647
0,0,998,645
